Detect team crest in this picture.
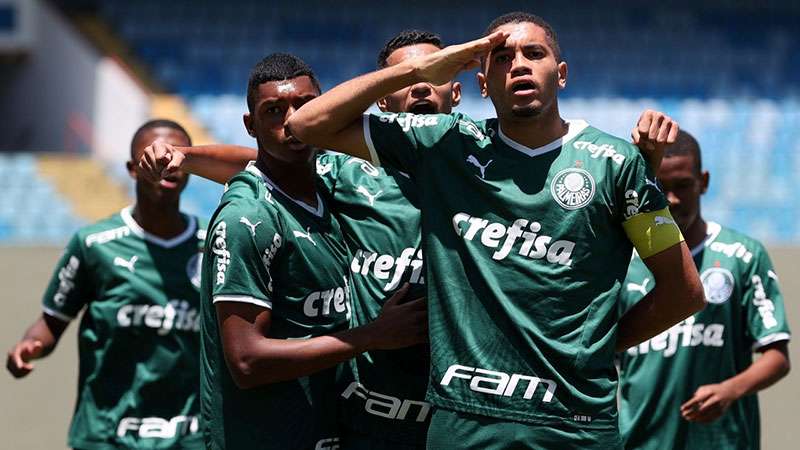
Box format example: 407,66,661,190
187,253,202,289
700,267,735,304
551,168,595,210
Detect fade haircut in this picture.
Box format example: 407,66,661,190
377,29,443,68
130,119,191,159
246,53,321,112
664,130,703,175
485,12,562,62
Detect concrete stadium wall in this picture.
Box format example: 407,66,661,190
0,246,797,449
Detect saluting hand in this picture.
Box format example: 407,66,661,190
411,31,509,86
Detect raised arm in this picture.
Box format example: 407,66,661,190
616,242,705,351
286,31,509,159
218,285,428,388
138,141,256,184
6,314,68,378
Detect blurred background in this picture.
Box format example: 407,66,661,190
0,0,797,447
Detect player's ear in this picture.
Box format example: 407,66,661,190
126,160,137,180
243,113,256,137
558,61,568,90
451,81,462,107
700,170,710,194
476,72,488,98
376,97,389,112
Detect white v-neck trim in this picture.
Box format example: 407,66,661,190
245,162,324,218
690,221,722,256
498,119,589,157
120,206,197,248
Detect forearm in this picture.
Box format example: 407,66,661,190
617,243,705,351
288,62,418,147
230,323,378,388
22,315,66,357
178,145,256,184
722,346,790,399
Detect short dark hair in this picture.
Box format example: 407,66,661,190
377,29,443,68
665,130,703,175
130,119,191,158
246,53,321,112
485,12,561,62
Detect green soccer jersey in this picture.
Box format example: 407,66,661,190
200,163,351,450
41,206,206,450
363,112,680,446
618,222,791,450
315,152,429,446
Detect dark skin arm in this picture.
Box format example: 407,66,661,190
681,341,790,423
6,314,69,378
138,143,256,185
218,284,428,389
616,242,706,351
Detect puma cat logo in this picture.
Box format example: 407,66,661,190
466,155,493,179
356,186,383,206
114,255,138,273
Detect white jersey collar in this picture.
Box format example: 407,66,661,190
120,206,197,248
690,221,722,256
498,119,589,157
246,162,324,218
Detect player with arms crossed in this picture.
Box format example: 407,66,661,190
139,29,681,449
195,53,426,450
618,131,791,450
6,120,206,449
287,11,705,449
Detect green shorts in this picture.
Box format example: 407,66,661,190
340,427,424,450
426,408,622,450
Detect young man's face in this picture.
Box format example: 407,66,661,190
128,127,191,201
244,75,320,164
657,154,709,233
378,43,461,115
478,22,566,120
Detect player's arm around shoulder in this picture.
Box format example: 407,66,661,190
6,230,91,378
615,151,705,351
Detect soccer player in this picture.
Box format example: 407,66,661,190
617,130,791,450
5,120,206,449
195,53,426,450
140,29,680,449
287,11,706,449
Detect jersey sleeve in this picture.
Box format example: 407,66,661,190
616,151,684,258
741,242,791,350
207,201,280,309
362,112,458,174
41,233,93,322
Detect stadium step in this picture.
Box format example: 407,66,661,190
151,94,216,146
36,155,131,222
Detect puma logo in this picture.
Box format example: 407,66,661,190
356,186,383,206
239,217,262,237
627,278,650,296
466,155,493,179
114,255,138,273
645,177,662,192
654,216,675,226
316,161,332,175
293,227,317,246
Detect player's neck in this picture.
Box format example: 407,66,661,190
497,105,567,150
682,215,708,250
132,191,187,240
255,156,318,207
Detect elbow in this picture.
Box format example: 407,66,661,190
228,356,258,390
285,114,319,146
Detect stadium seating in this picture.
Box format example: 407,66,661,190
0,154,86,243
40,0,800,244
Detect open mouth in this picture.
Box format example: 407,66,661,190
510,80,537,96
159,175,181,189
408,100,437,114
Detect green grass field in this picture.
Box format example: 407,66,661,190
1,246,796,448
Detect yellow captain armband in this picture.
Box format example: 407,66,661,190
622,208,684,259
